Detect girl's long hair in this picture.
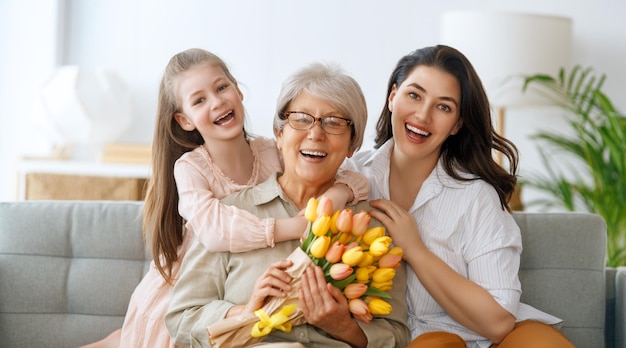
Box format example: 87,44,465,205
143,48,239,283
375,45,519,211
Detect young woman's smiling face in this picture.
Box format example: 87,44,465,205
174,63,245,142
388,65,462,168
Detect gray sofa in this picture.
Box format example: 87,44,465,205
0,200,624,348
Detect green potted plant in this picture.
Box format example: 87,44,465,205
521,65,626,267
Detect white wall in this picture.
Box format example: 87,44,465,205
2,0,625,209
1,0,62,200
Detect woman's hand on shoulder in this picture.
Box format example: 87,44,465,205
368,199,425,256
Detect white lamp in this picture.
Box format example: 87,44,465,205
440,11,572,210
440,11,572,163
38,66,133,160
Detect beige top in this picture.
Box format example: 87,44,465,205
166,173,411,347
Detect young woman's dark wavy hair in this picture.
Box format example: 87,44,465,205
144,48,245,283
374,45,519,211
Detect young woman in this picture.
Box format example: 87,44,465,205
343,45,574,348
82,48,368,348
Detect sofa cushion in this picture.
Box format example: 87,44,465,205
0,201,150,347
513,212,607,348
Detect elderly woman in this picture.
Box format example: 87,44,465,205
165,63,410,347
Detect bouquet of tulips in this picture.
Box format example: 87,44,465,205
300,196,402,323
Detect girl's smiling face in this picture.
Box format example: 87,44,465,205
174,63,245,143
388,65,462,167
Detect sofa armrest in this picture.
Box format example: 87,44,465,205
616,267,626,348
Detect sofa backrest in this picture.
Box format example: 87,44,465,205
513,212,607,348
0,201,151,348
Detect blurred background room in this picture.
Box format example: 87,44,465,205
1,0,624,209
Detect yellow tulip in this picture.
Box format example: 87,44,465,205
335,208,353,233
342,246,364,266
311,214,331,237
325,241,345,263
357,252,374,268
329,210,341,234
372,267,396,283
316,196,333,217
355,265,376,283
351,211,371,236
343,283,368,299
337,232,353,245
369,236,392,257
310,236,331,259
329,263,353,280
304,197,318,222
388,246,403,258
370,280,393,292
362,226,386,246
368,298,392,315
378,253,402,269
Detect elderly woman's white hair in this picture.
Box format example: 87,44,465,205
273,62,367,153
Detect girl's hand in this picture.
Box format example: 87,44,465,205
368,199,424,254
245,260,293,313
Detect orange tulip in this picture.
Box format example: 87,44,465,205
343,283,368,299
352,310,373,324
310,236,331,259
335,208,353,233
329,263,353,280
304,197,318,222
378,253,402,269
348,298,369,316
351,211,371,236
325,241,345,264
316,196,333,217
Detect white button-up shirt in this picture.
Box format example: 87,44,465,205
343,140,561,348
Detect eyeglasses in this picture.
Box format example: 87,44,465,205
282,111,353,135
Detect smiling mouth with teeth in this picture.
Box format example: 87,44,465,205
214,111,234,125
406,123,431,138
300,150,327,158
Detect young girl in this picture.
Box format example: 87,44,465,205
83,48,368,348
344,45,574,347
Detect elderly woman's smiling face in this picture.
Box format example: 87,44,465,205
276,91,354,191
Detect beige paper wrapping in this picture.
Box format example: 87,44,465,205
207,247,313,348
